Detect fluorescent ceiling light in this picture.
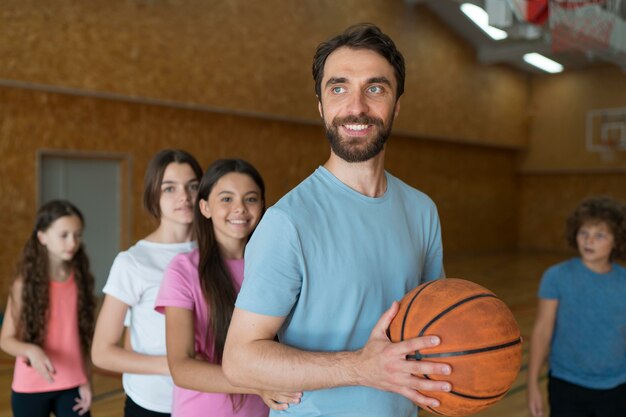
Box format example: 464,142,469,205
460,3,508,40
523,53,564,73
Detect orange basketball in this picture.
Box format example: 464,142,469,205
388,278,522,417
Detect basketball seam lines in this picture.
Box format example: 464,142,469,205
449,389,507,400
422,374,512,400
426,406,444,415
406,338,522,360
399,280,439,341
417,293,498,337
395,283,522,409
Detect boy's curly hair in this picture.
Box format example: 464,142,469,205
565,196,626,260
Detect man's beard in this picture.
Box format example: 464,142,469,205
324,114,392,163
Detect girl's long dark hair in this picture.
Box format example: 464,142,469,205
194,159,265,364
194,159,265,409
13,200,96,358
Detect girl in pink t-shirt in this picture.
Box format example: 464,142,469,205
0,200,96,417
155,159,301,417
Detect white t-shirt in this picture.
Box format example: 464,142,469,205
103,239,197,413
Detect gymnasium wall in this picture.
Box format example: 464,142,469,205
518,66,626,252
519,173,626,253
0,1,529,304
0,0,528,146
0,86,520,305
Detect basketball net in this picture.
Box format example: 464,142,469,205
587,107,626,162
599,137,619,162
549,0,616,54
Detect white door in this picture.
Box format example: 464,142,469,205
39,154,123,295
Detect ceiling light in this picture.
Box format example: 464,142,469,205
523,53,564,73
460,3,508,40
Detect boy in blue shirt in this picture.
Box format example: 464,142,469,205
527,196,626,417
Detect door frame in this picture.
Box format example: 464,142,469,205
36,149,133,252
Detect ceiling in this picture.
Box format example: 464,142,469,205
409,0,626,74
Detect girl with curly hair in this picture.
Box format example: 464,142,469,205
0,200,96,416
527,196,626,417
91,149,202,417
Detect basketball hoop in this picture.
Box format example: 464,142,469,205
549,0,616,54
587,107,626,162
599,136,620,161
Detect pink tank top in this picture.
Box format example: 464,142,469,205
12,272,88,393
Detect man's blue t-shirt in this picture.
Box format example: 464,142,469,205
539,257,626,389
236,166,444,417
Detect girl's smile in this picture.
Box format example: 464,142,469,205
199,172,263,259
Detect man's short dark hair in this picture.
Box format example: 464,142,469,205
312,23,406,100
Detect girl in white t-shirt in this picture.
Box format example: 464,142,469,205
91,149,202,417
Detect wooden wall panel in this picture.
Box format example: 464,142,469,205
387,139,519,253
0,0,537,309
0,85,520,304
518,172,626,252
520,66,626,172
0,0,529,148
517,64,626,252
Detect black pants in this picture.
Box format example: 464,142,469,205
124,396,170,417
549,375,626,417
12,387,91,417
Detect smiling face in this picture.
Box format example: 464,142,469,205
199,172,263,251
159,162,200,227
576,220,615,270
37,214,83,263
318,47,400,163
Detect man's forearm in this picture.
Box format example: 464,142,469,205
224,339,363,392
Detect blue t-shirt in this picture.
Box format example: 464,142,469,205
237,167,444,417
539,257,626,389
